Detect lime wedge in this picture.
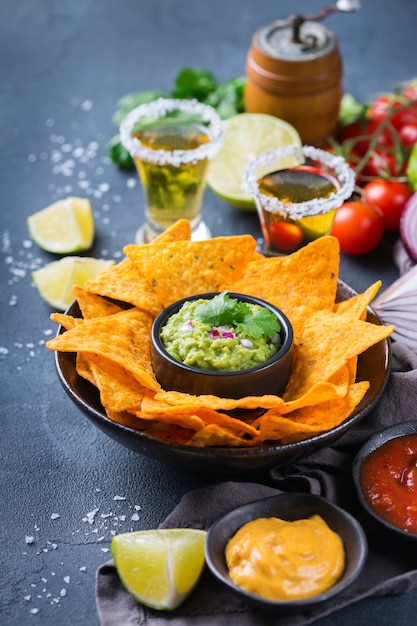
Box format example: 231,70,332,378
206,113,301,210
27,197,94,253
32,256,115,311
111,528,207,611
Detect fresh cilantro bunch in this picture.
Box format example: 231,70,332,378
109,68,246,170
194,292,280,340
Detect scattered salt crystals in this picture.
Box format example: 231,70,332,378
131,513,140,522
82,507,99,524
25,536,35,544
81,99,93,111
113,495,126,501
50,513,60,520
0,347,9,355
60,589,67,597
79,567,87,573
24,595,31,601
64,576,70,584
30,608,39,615
134,505,141,511
101,548,110,553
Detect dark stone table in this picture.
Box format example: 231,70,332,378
1,1,416,623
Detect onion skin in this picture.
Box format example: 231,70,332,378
400,192,417,263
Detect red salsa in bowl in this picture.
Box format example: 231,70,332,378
353,422,417,538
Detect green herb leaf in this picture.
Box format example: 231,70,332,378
237,307,280,339
172,67,217,101
112,90,165,127
194,292,280,339
108,134,134,171
338,93,366,126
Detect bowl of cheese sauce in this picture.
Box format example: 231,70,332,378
205,492,367,614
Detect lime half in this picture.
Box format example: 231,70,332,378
111,528,207,611
32,256,115,310
206,113,301,211
27,197,94,253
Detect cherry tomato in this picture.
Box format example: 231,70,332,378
364,179,413,231
268,221,304,252
367,95,417,131
398,122,417,148
330,201,383,255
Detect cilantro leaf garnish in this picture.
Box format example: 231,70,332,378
194,292,280,339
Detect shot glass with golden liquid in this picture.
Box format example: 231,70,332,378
242,145,355,254
120,98,224,243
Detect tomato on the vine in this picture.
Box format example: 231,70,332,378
367,94,417,130
336,119,394,156
361,150,407,180
363,179,413,231
330,201,383,255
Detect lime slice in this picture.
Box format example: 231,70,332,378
206,113,301,211
27,197,94,253
32,256,115,311
111,528,207,611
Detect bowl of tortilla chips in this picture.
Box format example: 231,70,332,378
48,219,393,473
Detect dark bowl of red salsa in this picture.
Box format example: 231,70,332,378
353,421,417,539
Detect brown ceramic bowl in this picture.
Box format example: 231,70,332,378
353,421,417,541
150,292,294,399
205,492,367,614
54,280,391,473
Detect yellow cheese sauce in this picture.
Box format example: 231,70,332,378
225,515,345,601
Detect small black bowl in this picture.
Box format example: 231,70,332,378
205,492,367,614
150,292,294,399
353,421,417,541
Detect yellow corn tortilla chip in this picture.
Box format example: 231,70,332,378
283,309,394,402
231,236,340,338
124,234,259,307
189,424,258,447
84,258,162,316
334,280,382,321
73,284,124,319
46,308,161,392
153,218,192,243
259,381,370,444
84,353,151,413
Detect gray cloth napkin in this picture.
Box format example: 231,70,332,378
96,342,417,626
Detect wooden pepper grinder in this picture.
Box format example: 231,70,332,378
244,1,361,146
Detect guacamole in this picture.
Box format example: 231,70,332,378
160,297,281,372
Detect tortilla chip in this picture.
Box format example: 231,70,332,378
154,390,285,412
84,258,162,316
73,285,124,319
124,234,259,307
189,424,257,447
260,381,370,444
334,280,382,321
153,218,192,243
84,353,150,412
231,236,340,338
50,312,80,331
283,310,394,402
46,308,161,392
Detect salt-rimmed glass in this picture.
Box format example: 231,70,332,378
120,98,224,243
241,145,355,254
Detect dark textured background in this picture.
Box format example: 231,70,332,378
1,1,416,624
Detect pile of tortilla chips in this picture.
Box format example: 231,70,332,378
46,219,394,448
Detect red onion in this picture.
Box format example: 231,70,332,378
400,192,417,263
